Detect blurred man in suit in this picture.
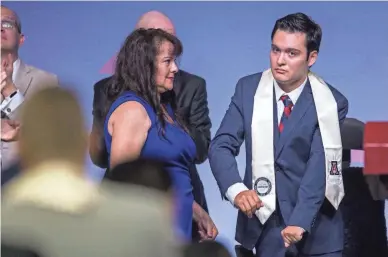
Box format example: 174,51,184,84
1,5,59,176
89,10,214,241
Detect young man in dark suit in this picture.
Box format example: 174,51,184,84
89,11,216,242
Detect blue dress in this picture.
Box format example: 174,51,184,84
104,91,197,241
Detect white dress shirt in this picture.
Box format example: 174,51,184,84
225,78,307,206
1,58,25,117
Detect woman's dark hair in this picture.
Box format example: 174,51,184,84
105,28,185,135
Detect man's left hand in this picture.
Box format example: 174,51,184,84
193,202,218,241
281,226,304,247
1,54,17,97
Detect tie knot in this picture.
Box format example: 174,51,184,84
280,95,293,107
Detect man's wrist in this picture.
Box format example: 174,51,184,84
226,183,249,207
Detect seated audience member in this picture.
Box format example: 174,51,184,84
1,5,59,180
340,118,388,257
2,87,180,257
103,28,217,242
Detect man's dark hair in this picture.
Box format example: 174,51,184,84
106,159,172,193
271,12,322,56
183,241,232,257
105,28,185,135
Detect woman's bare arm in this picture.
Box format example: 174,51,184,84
108,101,151,169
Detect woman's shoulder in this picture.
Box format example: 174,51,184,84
112,91,150,110
110,91,156,122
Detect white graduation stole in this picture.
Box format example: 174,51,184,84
251,69,344,224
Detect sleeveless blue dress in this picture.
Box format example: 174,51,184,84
104,91,197,241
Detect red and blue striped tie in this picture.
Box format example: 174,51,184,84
278,95,293,133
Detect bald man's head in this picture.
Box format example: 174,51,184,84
135,11,176,36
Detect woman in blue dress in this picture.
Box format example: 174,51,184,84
103,28,211,242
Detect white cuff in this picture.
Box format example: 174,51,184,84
1,90,24,117
225,182,249,207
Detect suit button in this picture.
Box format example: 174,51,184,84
6,108,11,113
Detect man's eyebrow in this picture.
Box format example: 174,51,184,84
271,44,301,52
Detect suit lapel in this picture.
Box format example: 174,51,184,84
275,81,313,159
173,70,183,97
14,61,33,96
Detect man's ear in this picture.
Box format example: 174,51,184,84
308,50,318,67
18,33,25,47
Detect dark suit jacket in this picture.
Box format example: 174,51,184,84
89,70,212,239
209,72,348,254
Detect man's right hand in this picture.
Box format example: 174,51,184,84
1,119,20,142
234,190,264,218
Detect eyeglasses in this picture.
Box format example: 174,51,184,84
1,20,21,33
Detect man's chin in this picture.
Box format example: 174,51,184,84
273,76,290,85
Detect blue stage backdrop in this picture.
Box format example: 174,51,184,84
5,1,388,253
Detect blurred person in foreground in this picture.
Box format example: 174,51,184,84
102,28,216,243
1,87,180,257
89,10,214,242
1,5,59,181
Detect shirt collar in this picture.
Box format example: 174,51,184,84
274,77,307,105
12,58,21,82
